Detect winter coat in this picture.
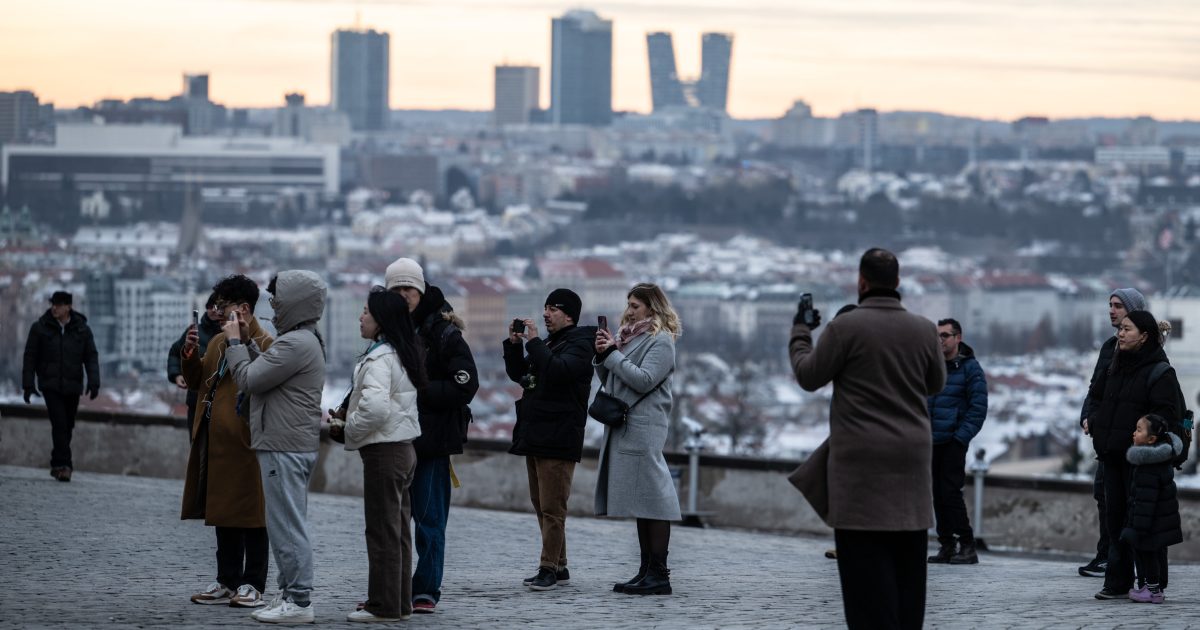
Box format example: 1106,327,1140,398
343,342,421,451
413,286,478,459
593,331,682,521
926,342,988,446
167,314,222,384
789,294,946,531
1121,433,1184,551
180,314,271,527
226,270,328,453
1080,336,1117,425
1087,344,1182,461
504,324,597,462
23,310,100,397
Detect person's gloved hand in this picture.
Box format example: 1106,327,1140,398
86,385,99,400
793,307,822,328
1119,527,1138,544
23,388,40,404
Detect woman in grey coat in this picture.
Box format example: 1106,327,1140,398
593,283,682,596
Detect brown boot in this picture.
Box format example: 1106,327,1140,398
56,467,72,482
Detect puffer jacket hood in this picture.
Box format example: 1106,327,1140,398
272,270,327,334
1127,432,1183,466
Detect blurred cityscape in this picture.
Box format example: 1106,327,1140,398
3,8,1200,477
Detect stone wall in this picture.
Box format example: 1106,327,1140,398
2,405,1197,560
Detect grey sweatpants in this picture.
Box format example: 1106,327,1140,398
257,450,319,606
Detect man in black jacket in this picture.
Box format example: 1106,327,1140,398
22,291,100,482
504,288,595,592
385,258,479,614
167,293,222,436
1078,287,1145,577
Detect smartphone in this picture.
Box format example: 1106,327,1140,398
192,309,200,326
229,310,238,322
598,315,608,331
799,293,816,326
512,318,525,334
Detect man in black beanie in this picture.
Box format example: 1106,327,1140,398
503,288,595,592
22,291,100,482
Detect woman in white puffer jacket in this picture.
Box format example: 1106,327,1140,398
337,288,428,622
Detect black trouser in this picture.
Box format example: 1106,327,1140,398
932,440,973,546
185,390,199,439
1102,458,1135,591
45,392,81,469
215,526,270,593
1092,461,1108,558
1134,549,1164,587
834,529,926,630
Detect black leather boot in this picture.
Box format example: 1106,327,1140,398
928,542,955,563
613,553,649,593
622,553,672,595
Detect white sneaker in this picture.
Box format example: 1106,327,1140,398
231,584,266,608
191,581,235,605
255,600,315,624
251,594,284,619
347,609,396,623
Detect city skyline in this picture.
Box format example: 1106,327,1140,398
1,0,1197,121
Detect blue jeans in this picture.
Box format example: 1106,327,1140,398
410,456,451,603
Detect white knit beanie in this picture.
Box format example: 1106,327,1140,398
385,258,425,293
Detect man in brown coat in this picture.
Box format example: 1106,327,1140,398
180,274,272,608
790,248,946,630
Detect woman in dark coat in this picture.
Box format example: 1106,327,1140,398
1085,310,1181,600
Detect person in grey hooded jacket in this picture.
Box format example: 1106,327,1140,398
225,270,328,624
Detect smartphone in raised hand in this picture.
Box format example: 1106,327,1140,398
598,315,608,331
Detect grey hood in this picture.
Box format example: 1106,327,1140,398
1126,432,1183,466
272,270,327,334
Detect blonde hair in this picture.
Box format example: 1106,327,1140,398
624,283,682,339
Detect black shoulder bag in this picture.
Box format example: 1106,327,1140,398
588,372,671,428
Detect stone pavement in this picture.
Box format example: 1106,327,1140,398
2,465,1199,629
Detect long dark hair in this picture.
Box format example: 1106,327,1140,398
367,288,428,389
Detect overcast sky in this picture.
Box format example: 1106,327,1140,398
1,0,1196,120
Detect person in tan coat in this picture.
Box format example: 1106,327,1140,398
789,248,946,630
180,274,273,609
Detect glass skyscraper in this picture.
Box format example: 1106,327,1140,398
550,10,612,126
331,28,390,131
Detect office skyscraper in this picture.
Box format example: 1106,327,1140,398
494,65,540,126
647,32,686,112
855,108,880,171
331,28,390,131
550,9,612,126
697,33,732,112
0,91,41,144
183,74,209,101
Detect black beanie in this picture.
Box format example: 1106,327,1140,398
545,288,582,324
50,291,73,305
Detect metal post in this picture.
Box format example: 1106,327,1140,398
686,438,700,514
968,447,989,550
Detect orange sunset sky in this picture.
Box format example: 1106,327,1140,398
1,0,1196,120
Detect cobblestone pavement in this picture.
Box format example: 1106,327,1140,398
2,465,1200,629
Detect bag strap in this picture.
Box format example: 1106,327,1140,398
607,370,672,413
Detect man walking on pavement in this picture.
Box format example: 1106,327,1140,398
504,288,596,592
789,248,946,630
22,290,100,482
926,318,988,565
1078,287,1146,578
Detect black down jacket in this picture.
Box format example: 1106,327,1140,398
413,286,479,459
1121,433,1184,551
23,310,100,396
1087,344,1181,461
504,324,597,462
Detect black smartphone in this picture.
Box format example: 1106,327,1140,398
192,309,200,326
512,318,526,334
799,293,816,326
598,315,608,331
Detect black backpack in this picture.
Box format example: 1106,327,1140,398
1147,362,1194,470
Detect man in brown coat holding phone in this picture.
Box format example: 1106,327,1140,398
789,248,946,630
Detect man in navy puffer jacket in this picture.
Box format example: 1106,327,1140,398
926,318,988,565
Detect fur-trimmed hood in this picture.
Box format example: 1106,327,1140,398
1127,432,1183,465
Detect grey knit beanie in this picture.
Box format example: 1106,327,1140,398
1110,288,1147,313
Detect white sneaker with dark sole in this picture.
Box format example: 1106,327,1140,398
191,582,235,605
